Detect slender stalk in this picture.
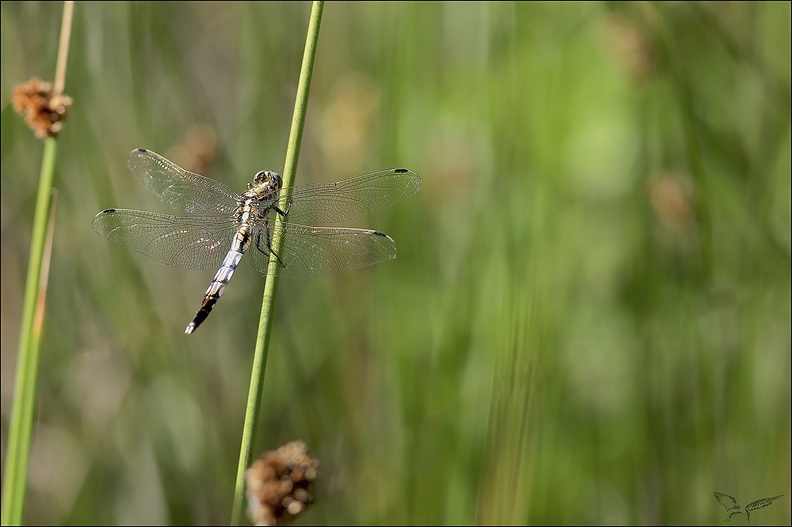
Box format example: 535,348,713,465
230,2,324,524
53,1,74,95
2,140,59,526
1,3,74,523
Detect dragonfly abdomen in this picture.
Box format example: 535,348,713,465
184,236,248,334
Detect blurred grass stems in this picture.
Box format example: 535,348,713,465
477,282,541,524
1,3,74,524
230,2,324,524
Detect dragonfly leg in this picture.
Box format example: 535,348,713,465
274,202,290,216
254,229,286,269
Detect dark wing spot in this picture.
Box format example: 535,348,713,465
373,231,387,237
393,168,409,173
100,208,117,213
136,147,147,153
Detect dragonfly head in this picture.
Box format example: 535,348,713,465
252,170,282,191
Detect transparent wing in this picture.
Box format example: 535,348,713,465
280,168,422,225
246,222,397,278
92,208,236,270
127,148,240,214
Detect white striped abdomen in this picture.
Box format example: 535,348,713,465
184,231,251,334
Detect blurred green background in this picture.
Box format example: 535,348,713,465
1,1,790,525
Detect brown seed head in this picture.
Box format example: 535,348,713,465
245,441,320,526
12,77,73,139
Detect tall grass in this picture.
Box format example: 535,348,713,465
0,2,789,525
1,3,73,524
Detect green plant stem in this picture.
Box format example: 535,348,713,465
1,138,59,525
230,2,324,524
2,3,72,522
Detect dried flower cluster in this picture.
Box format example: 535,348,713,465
167,124,218,177
605,12,656,84
12,77,72,139
647,171,695,230
245,441,319,526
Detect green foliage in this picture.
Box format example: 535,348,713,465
1,2,789,525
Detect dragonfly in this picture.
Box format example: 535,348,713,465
93,148,422,334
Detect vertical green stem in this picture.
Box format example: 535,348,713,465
230,2,324,524
2,4,73,521
1,138,58,526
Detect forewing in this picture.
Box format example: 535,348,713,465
246,222,397,278
281,168,422,225
127,148,239,214
92,208,235,270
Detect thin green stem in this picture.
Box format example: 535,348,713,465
1,2,73,522
1,139,58,526
230,2,324,524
